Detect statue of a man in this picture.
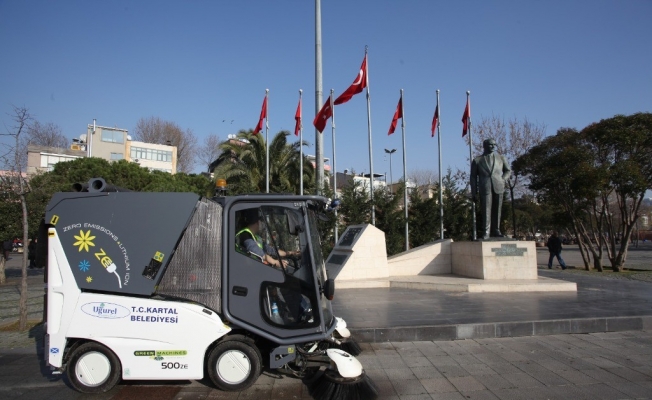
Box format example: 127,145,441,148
470,139,511,240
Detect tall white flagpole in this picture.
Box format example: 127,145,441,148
437,90,443,240
467,90,476,241
330,90,339,242
400,89,409,251
265,88,270,193
314,0,324,195
299,89,304,195
330,89,338,243
364,46,375,225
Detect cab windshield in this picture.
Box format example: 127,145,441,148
307,208,333,327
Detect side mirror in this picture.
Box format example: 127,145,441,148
323,278,335,300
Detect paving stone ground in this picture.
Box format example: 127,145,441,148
1,245,651,399
0,330,651,399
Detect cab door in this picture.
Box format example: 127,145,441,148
224,201,324,341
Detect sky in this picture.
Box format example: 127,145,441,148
1,0,651,180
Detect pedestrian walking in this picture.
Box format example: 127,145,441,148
547,231,567,269
2,240,12,261
28,238,36,269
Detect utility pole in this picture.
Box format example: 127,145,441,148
384,148,396,193
314,0,324,194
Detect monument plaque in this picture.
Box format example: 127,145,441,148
325,224,388,284
338,227,362,248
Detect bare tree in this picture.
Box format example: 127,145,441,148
408,168,438,188
0,106,32,330
26,121,68,148
133,117,198,173
196,133,221,173
473,114,546,236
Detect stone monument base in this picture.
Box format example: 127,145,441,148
329,237,577,292
451,240,537,280
386,274,576,292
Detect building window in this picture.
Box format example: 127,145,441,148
130,147,172,163
101,129,124,144
40,154,79,171
110,153,124,160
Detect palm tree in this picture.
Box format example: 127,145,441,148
213,130,315,195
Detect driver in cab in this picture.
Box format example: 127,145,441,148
236,208,298,269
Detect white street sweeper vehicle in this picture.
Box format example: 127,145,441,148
42,178,375,400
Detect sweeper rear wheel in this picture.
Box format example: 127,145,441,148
207,338,262,391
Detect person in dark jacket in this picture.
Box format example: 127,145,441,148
2,240,12,261
28,238,36,269
547,231,567,270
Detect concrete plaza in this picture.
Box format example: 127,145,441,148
0,244,651,399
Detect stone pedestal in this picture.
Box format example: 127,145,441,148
388,239,452,275
325,224,388,283
451,241,537,280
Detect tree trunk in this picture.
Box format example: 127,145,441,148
510,186,516,238
592,255,603,272
578,240,592,270
612,238,629,272
570,221,592,270
0,256,5,285
19,194,29,331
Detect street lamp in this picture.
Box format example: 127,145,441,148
384,148,396,193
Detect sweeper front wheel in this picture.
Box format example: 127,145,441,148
207,339,262,391
66,342,122,393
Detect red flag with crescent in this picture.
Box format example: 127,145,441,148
313,95,332,133
462,97,470,137
294,97,301,136
254,95,267,135
431,104,439,137
388,97,402,136
334,55,367,105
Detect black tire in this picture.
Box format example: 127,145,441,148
207,339,262,391
66,342,122,393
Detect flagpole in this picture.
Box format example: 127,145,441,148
299,89,304,195
364,47,375,225
467,90,476,241
329,90,339,243
400,89,408,251
437,89,443,240
265,88,270,193
315,0,324,195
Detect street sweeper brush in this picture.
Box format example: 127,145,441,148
331,317,362,356
307,348,378,400
308,369,378,400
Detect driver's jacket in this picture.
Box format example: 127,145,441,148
236,228,270,261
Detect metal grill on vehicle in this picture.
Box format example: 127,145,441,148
156,198,222,312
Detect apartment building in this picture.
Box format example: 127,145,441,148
86,125,178,174
25,124,179,176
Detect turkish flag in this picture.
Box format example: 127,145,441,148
254,96,267,135
462,97,470,137
431,104,439,137
388,97,402,135
334,55,367,105
313,96,332,133
294,98,301,136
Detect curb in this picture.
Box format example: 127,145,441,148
351,315,652,342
